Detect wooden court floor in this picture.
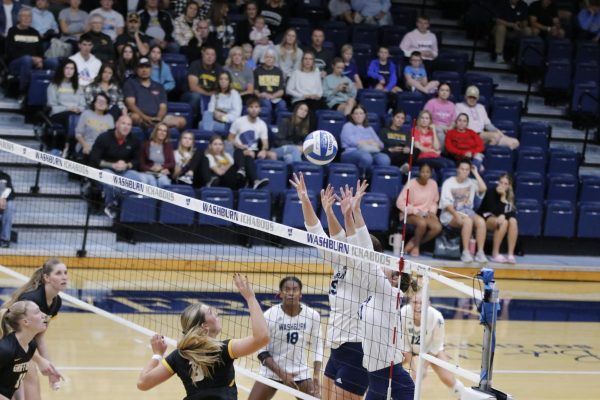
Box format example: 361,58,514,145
3,270,599,400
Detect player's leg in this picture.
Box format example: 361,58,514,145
332,343,369,400
296,378,317,398
22,362,41,400
422,213,443,245
322,351,339,400
322,376,335,400
430,352,465,399
247,380,278,400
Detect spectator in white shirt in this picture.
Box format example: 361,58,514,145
400,15,438,61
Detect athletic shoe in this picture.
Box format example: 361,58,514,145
461,250,473,263
496,54,505,63
506,255,516,264
104,203,119,220
491,254,507,263
475,251,488,263
177,175,193,185
253,178,270,190
206,176,219,187
0,240,9,248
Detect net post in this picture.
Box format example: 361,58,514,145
413,271,430,400
478,268,500,392
76,199,92,258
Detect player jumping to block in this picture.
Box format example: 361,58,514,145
401,292,466,399
290,172,370,400
248,276,323,400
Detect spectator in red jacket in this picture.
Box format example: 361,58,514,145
139,122,175,188
445,113,485,172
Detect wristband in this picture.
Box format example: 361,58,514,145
152,354,163,361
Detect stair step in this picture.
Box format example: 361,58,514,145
1,165,81,196
14,197,112,227
0,112,25,126
0,125,36,138
0,97,23,111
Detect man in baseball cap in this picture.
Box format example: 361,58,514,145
115,11,151,56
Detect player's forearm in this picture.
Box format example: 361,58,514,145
36,334,50,359
313,361,322,376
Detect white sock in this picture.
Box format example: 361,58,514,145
452,379,465,399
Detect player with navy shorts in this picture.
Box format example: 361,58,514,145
0,300,60,400
401,293,466,399
5,258,67,398
335,181,415,400
248,276,323,400
290,173,370,400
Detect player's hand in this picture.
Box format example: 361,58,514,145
311,376,321,397
233,273,255,301
352,179,368,211
338,184,354,216
320,184,335,214
289,172,308,200
279,371,299,389
151,334,167,356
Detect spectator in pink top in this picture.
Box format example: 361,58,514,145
424,82,456,149
400,15,438,63
396,163,442,256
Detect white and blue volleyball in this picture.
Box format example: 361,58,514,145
303,130,338,165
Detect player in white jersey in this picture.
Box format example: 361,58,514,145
335,182,414,400
248,276,323,400
401,293,466,399
290,173,369,400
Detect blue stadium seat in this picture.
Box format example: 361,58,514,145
367,112,381,133
492,98,522,126
388,47,405,69
275,110,293,129
516,146,546,174
197,187,234,226
571,82,599,115
483,170,507,189
327,163,359,191
517,36,545,68
520,122,550,149
370,165,402,200
575,41,600,64
577,201,600,238
544,200,575,238
547,173,578,204
237,189,271,220
322,21,349,50
396,92,426,120
289,18,311,46
256,159,288,196
67,114,80,140
546,38,572,62
131,126,146,143
292,162,324,195
380,25,409,47
353,43,373,77
431,71,462,97
162,53,188,92
575,61,599,87
352,24,379,49
440,167,456,183
391,5,417,26
120,194,157,223
159,184,196,225
580,175,600,202
493,120,518,139
316,110,346,144
516,199,543,236
515,172,545,204
464,73,495,100
544,59,571,93
484,146,514,173
433,50,469,75
167,102,193,129
283,189,317,228
548,148,579,176
358,89,388,116
27,70,54,107
186,129,213,150
168,128,180,141
360,192,390,231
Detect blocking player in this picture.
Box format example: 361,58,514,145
0,300,60,400
401,292,466,399
4,258,67,399
289,173,369,400
248,276,323,400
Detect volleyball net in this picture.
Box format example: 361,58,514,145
0,138,503,400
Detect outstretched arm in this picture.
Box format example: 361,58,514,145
290,172,318,227
231,273,270,358
339,185,355,237
321,184,342,237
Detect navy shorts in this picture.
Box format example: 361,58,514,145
324,342,369,395
365,364,414,400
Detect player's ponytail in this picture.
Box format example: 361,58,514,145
0,301,32,337
177,303,224,382
6,258,64,307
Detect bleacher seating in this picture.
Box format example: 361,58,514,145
544,200,575,238
292,162,324,195
547,148,579,176
516,146,546,174
520,122,550,149
360,192,390,231
327,163,359,190
358,89,388,116
484,146,514,173
352,24,379,49
237,189,271,220
546,174,578,204
370,166,403,200
256,160,288,196
579,175,600,203
158,184,196,225
515,172,545,204
516,199,543,236
120,194,157,223
577,202,600,238
283,189,317,228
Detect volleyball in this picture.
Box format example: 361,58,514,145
302,130,338,165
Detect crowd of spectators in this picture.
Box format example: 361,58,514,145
9,0,594,260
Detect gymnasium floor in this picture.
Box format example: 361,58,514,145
2,265,600,400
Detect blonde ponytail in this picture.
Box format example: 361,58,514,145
4,258,64,308
0,301,33,337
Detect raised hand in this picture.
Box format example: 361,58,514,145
352,179,369,211
233,273,255,301
289,172,308,199
338,185,354,216
150,333,167,356
320,184,336,214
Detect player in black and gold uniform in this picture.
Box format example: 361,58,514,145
4,258,68,398
137,273,269,400
0,300,57,400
